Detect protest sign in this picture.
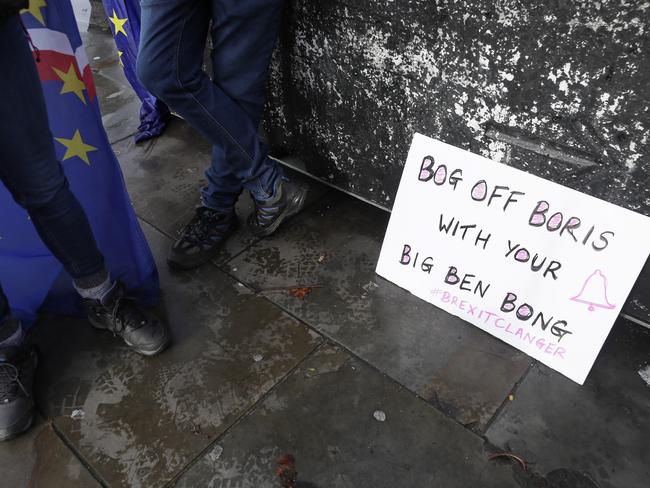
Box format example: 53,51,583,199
376,133,650,384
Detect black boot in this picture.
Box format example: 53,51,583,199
0,320,37,442
84,282,170,356
168,207,238,269
248,179,307,238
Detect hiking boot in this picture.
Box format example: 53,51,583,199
0,331,38,442
248,179,307,238
84,282,170,356
168,207,238,270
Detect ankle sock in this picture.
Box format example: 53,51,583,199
74,272,115,303
0,318,25,348
73,267,109,289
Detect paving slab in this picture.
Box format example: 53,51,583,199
30,221,321,487
175,344,521,488
113,119,329,264
226,193,532,431
0,416,100,488
486,318,650,488
112,117,212,237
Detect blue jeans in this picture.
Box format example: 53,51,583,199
137,0,284,213
0,15,105,320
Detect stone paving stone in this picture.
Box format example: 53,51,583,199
0,416,100,488
31,221,321,488
112,117,212,236
175,344,521,488
226,193,532,431
486,318,650,488
113,118,329,264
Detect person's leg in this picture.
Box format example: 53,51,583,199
201,146,243,213
0,14,106,287
137,0,280,200
0,15,169,357
209,0,307,238
200,0,286,211
210,0,283,128
0,13,169,442
137,1,237,269
138,0,306,267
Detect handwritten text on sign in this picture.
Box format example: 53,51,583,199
376,134,650,384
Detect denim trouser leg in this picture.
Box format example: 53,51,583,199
137,0,284,212
0,15,105,281
201,145,244,212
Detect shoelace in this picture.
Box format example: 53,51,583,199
0,362,27,402
110,294,147,334
183,209,228,244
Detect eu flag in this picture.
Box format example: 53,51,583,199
0,0,159,327
101,0,169,142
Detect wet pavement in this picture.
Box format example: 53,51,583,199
174,345,520,488
225,193,532,432
0,416,100,488
32,222,321,487
3,10,649,488
486,320,650,488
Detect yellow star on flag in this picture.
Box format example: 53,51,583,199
117,50,124,66
55,130,97,165
109,10,128,37
52,63,87,104
21,0,47,26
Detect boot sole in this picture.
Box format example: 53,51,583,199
249,187,308,238
166,247,222,270
125,335,170,357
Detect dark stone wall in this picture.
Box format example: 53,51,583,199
263,0,650,322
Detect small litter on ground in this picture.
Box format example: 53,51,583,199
208,445,224,462
70,409,85,420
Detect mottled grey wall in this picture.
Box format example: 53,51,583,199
263,0,650,323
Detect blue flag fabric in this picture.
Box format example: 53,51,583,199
101,0,169,142
0,0,159,327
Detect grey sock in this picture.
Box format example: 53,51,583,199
0,319,25,348
73,267,109,290
74,274,115,303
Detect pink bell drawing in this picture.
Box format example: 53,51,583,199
571,270,616,311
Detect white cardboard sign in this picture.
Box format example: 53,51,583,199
376,133,650,384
